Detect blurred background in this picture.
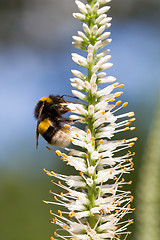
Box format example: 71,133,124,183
0,0,160,239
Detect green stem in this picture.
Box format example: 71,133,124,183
86,0,100,230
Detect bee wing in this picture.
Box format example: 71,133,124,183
36,102,45,148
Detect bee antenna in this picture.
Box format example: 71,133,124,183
61,94,78,100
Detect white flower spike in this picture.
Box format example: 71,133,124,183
45,1,136,240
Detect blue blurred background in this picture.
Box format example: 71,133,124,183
0,0,160,239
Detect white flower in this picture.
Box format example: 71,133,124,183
45,1,136,240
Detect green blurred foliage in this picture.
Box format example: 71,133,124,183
135,98,160,240
0,174,53,239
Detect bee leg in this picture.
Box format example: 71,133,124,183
60,95,78,100
57,118,79,123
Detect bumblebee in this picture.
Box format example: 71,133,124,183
34,95,74,148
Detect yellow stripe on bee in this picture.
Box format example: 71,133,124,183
38,119,52,135
40,97,53,103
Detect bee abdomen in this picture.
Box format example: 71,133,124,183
38,118,70,147
38,119,57,143
50,128,71,147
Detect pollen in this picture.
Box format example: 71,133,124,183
114,82,119,87
58,210,62,217
71,211,75,216
122,102,128,108
87,129,91,135
100,139,104,144
126,121,131,126
58,181,61,186
101,209,105,214
128,112,135,117
129,220,133,224
130,117,136,122
50,237,54,240
116,100,121,106
64,124,70,128
124,127,129,131
129,143,134,147
130,127,135,131
101,110,105,115
47,172,53,177
43,168,47,173
51,171,56,176
54,196,58,201
119,84,124,88
117,201,120,206
62,153,68,158
133,137,138,141
115,92,123,98
55,150,61,156
127,204,131,209
43,200,48,204
63,225,68,230
130,195,134,202
110,98,115,102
